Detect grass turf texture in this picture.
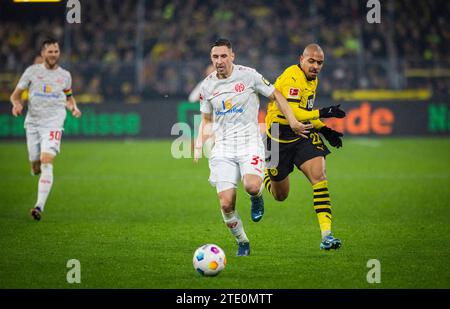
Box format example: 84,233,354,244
0,138,449,288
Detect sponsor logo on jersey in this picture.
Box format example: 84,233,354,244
222,99,233,110
215,99,244,116
43,84,53,93
34,92,62,99
289,88,299,98
234,82,245,93
34,84,62,99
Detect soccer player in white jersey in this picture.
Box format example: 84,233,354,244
10,38,81,221
194,39,312,256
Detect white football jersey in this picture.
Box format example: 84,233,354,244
199,64,274,147
17,63,72,129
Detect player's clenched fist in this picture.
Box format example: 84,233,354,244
71,106,82,118
12,103,23,117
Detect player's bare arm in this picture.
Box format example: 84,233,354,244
10,87,25,117
66,96,82,118
269,89,313,138
194,112,213,162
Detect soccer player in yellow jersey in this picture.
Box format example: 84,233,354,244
264,44,346,250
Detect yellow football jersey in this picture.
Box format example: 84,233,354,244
266,64,325,143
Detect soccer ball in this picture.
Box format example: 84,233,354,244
193,244,227,276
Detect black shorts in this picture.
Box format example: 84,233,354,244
265,129,331,182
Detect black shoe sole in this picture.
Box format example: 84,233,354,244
31,210,41,221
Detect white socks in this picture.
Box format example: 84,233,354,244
35,163,53,211
221,210,249,244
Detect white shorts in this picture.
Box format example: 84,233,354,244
208,142,265,192
26,128,63,162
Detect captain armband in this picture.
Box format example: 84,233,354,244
63,88,73,98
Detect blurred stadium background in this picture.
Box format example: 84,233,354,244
1,0,450,290
0,0,449,138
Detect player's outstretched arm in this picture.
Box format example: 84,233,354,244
194,112,213,163
10,87,25,117
270,89,313,138
66,96,82,118
291,107,320,122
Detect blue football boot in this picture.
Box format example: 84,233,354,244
237,242,250,256
250,195,264,222
320,234,342,250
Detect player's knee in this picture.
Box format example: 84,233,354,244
40,157,54,164
314,175,327,184
219,194,235,212
273,191,289,201
244,182,261,196
220,202,234,213
310,170,327,184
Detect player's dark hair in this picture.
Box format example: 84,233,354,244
41,38,59,51
211,38,232,50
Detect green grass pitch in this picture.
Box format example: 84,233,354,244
0,138,449,288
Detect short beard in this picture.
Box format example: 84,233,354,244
45,59,58,69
